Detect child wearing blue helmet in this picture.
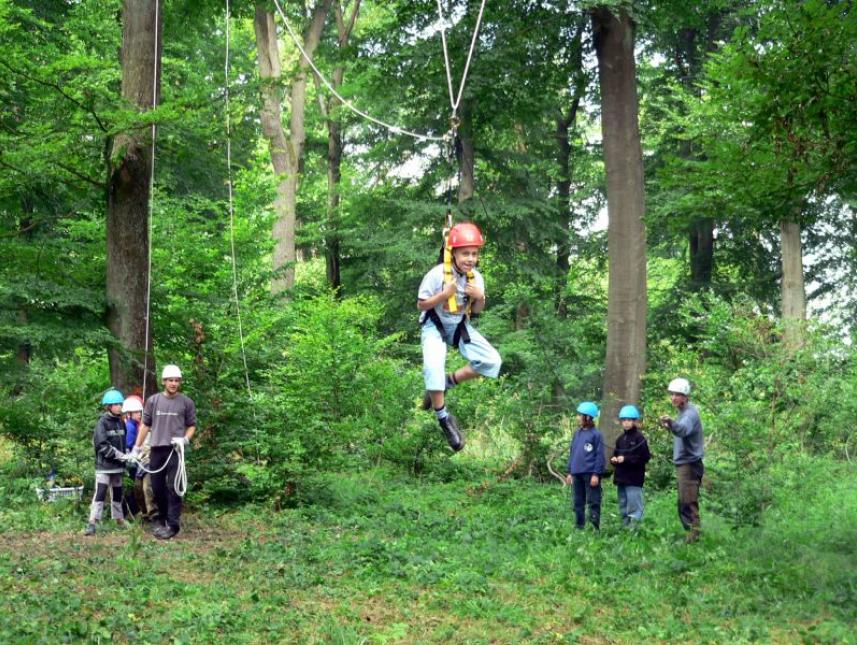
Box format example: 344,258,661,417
610,405,651,528
565,402,606,530
83,388,130,536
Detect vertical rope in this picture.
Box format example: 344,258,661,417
142,0,160,403
225,0,261,463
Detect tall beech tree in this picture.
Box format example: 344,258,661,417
254,0,332,294
591,6,647,447
106,0,161,395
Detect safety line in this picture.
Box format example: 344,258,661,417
224,0,262,463
271,0,444,142
435,0,488,115
142,0,160,403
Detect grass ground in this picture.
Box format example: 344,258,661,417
1,454,855,644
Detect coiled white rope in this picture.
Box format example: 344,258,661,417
129,443,187,497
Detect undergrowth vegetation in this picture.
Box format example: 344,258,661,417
1,456,854,642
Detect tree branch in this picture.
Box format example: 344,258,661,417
0,60,109,133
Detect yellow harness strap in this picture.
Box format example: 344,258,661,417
443,233,475,315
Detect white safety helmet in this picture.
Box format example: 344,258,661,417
667,377,691,396
161,364,183,380
122,395,144,413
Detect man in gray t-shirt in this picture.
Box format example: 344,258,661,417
133,364,196,540
659,377,704,543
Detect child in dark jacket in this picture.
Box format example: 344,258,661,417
565,402,606,530
610,405,652,528
83,388,129,536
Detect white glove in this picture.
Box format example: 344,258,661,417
112,447,129,461
171,436,189,448
130,446,141,460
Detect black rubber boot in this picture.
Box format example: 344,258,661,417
438,414,464,452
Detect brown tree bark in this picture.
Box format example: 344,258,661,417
254,1,332,295
317,0,361,293
674,14,723,291
780,216,806,348
591,7,648,452
554,17,587,316
106,0,160,396
456,101,475,203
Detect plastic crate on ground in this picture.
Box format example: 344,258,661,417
36,486,84,502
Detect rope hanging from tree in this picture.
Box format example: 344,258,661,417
224,0,262,463
142,0,161,403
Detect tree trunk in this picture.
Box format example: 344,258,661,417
106,0,160,396
555,17,586,316
689,217,714,290
780,217,806,348
674,16,722,292
325,77,343,292
592,7,648,452
320,0,360,293
254,1,331,294
456,102,475,203
16,209,32,365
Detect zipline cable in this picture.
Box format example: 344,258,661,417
435,0,488,116
271,0,444,142
225,0,262,463
142,0,161,404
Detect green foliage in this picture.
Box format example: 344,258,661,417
0,352,108,479
1,461,855,641
646,292,857,526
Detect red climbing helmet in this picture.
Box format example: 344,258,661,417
447,222,485,249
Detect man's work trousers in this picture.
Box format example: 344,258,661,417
676,461,704,532
571,473,602,530
150,446,182,533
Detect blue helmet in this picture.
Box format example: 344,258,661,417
101,388,124,406
576,401,599,418
618,404,641,420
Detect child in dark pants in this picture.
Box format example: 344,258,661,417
84,388,130,536
565,402,606,530
610,405,651,528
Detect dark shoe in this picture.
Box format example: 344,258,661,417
83,523,96,536
685,529,700,544
154,526,178,540
438,414,464,452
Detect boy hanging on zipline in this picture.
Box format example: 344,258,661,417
418,221,501,451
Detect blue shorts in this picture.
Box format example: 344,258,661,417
421,317,501,391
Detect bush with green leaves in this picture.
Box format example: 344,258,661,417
645,292,857,526
0,352,109,486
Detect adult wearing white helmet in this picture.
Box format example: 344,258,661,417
659,377,704,543
132,363,197,540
